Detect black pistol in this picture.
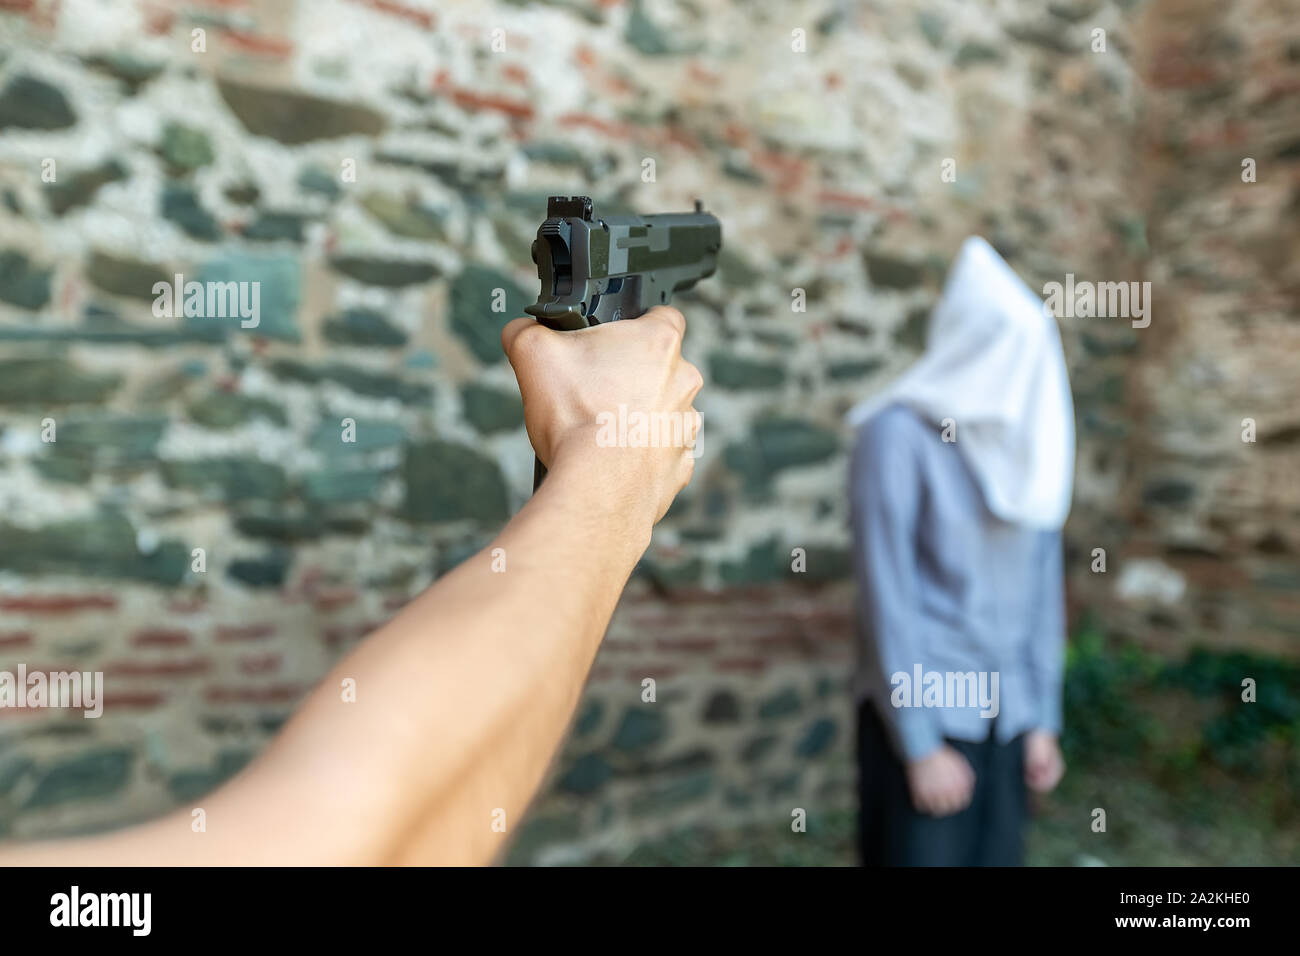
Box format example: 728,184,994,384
523,195,723,487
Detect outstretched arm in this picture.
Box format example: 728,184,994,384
0,306,701,866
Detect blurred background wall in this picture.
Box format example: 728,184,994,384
0,0,1296,864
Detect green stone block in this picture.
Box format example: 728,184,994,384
224,182,260,205
574,699,604,737
628,771,713,815
162,457,289,501
0,510,187,584
723,417,840,490
298,165,342,200
0,320,220,347
765,770,801,798
0,357,121,405
521,142,586,166
258,714,290,734
702,690,741,724
218,78,386,145
187,392,288,429
558,752,615,795
0,75,76,130
302,468,386,504
160,122,215,171
461,383,524,433
0,755,34,795
827,358,885,380
310,419,407,457
329,256,438,288
893,305,929,351
32,456,94,484
82,53,163,93
401,440,509,523
719,537,784,585
227,549,292,588
795,718,838,757
194,253,301,341
167,769,223,802
449,264,530,364
1142,479,1196,508
322,363,432,403
717,248,762,286
244,211,307,242
722,155,765,184
166,750,253,801
504,813,585,863
611,707,667,753
741,734,779,764
758,687,802,720
85,251,169,300
359,192,445,240
161,184,221,240
46,160,128,216
917,11,947,47
799,546,853,582
23,749,133,809
268,358,319,384
636,556,704,589
1006,22,1079,54
708,352,786,390
955,42,1005,67
56,415,168,459
624,0,676,55
863,250,925,290
234,508,324,542
655,747,714,774
725,784,755,809
322,308,408,347
0,250,53,309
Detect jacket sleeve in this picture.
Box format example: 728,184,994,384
1027,530,1067,735
849,413,943,762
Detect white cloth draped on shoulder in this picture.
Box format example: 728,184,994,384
846,235,1075,530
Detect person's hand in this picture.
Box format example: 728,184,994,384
905,745,975,816
501,307,703,523
1024,730,1065,793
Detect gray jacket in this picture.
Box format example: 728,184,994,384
849,404,1065,761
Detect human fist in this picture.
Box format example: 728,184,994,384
501,307,703,524
1024,730,1065,793
906,744,976,817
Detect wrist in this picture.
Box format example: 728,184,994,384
541,436,657,556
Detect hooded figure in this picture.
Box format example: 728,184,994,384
848,236,1073,867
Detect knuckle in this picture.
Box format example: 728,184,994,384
656,320,682,349
645,312,683,348
510,321,548,358
659,305,685,328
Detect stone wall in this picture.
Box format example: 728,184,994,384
1067,0,1300,660
0,0,1294,860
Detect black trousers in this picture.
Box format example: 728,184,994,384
857,701,1027,866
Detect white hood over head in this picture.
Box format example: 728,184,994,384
847,236,1075,529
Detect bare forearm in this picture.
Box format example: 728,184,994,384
0,451,652,866
218,448,650,863
362,451,652,862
